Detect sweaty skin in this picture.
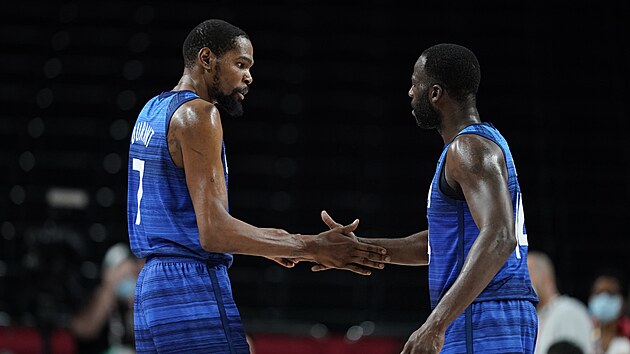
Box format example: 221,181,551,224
319,54,518,353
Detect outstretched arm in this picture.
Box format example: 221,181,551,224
314,210,428,268
172,99,388,275
401,134,517,354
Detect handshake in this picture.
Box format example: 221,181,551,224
267,210,391,276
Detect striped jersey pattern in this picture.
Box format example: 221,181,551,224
127,90,232,264
128,91,247,353
133,256,249,353
442,299,538,353
426,122,538,353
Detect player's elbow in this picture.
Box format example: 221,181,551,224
198,215,233,253
199,224,230,253
198,230,216,253
497,227,517,254
196,200,238,253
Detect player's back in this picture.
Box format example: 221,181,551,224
126,90,232,264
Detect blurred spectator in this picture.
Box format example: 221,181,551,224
547,340,585,354
588,269,630,354
528,251,593,354
70,243,143,354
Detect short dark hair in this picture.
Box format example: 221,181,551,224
421,43,481,102
182,19,249,68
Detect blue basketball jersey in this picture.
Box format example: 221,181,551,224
426,122,538,309
127,90,232,265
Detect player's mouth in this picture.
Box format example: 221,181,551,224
236,87,248,101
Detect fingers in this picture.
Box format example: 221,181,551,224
312,261,379,272
355,242,388,256
311,264,329,272
341,219,359,234
321,210,342,229
353,249,390,263
268,257,297,268
280,258,296,268
322,210,358,238
341,264,373,276
354,257,386,269
312,262,382,275
347,250,389,268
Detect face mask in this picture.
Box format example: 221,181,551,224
116,277,136,300
589,293,622,324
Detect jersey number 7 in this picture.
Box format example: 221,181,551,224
132,158,145,225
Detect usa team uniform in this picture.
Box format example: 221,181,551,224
127,90,249,353
427,122,539,353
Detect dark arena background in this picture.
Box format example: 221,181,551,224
1,1,628,353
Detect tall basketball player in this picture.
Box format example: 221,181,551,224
319,43,539,353
126,19,388,354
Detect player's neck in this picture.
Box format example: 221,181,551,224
173,69,213,103
440,107,480,144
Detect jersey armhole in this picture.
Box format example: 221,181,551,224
439,157,465,200
164,93,201,169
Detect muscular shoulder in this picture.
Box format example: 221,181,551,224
168,98,222,167
447,133,505,178
171,99,221,132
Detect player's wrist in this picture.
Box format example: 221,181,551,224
425,307,450,332
294,234,316,260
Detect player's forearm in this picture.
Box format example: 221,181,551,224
427,227,515,330
358,231,428,266
197,206,310,258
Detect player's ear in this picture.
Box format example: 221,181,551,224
430,84,443,103
198,48,216,70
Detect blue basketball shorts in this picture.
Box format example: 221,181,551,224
133,256,250,354
441,299,538,354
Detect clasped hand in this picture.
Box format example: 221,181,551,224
266,211,389,275
309,216,388,275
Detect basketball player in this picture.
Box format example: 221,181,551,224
318,43,539,353
127,19,388,354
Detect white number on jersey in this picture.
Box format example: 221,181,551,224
514,192,528,259
132,158,145,225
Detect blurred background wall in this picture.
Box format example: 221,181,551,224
0,0,628,352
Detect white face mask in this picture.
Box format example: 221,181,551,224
116,277,136,300
589,293,622,324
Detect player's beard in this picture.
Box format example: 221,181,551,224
210,68,245,118
215,90,244,117
412,88,441,130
